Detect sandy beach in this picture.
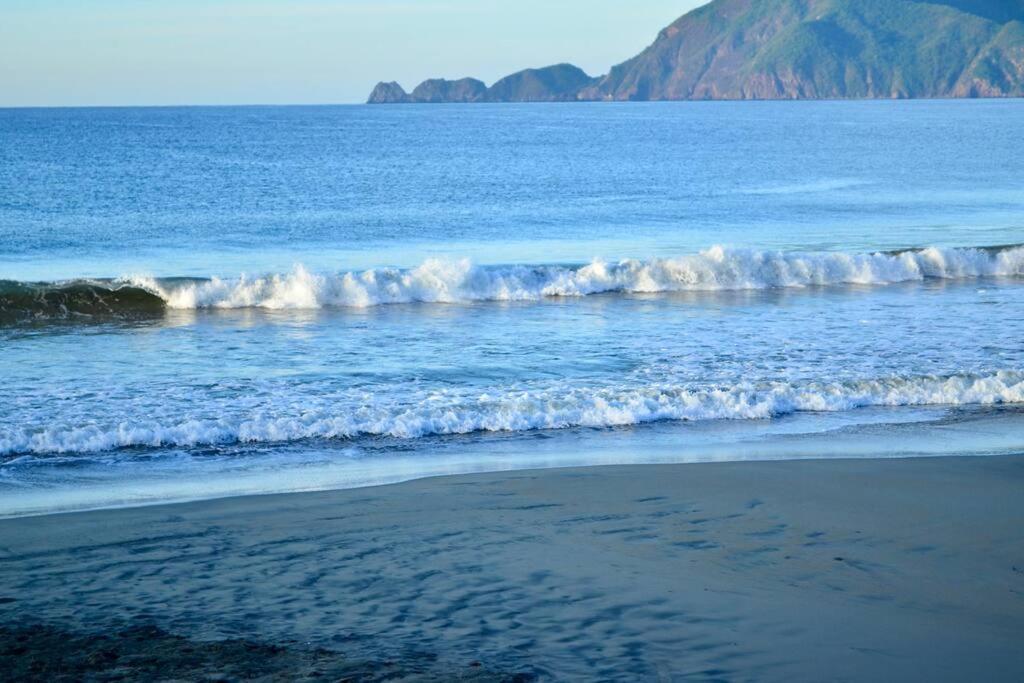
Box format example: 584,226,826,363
2,455,1023,681
5,4,1024,679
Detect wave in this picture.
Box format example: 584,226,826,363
736,178,871,195
0,279,165,322
2,371,1022,457
3,244,1023,319
133,244,1024,309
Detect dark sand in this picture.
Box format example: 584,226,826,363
2,456,1024,681
0,623,525,682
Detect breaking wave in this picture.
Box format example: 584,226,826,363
2,371,1022,457
0,279,165,322
3,244,1023,320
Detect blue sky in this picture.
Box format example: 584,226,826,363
0,1,708,107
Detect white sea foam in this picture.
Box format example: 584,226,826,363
126,245,1024,310
738,178,871,195
2,371,1021,457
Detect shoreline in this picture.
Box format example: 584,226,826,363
2,455,1024,680
2,448,1016,522
5,403,1024,520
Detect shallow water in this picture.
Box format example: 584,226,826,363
1,100,1023,515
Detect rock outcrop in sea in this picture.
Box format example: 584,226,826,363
369,65,595,104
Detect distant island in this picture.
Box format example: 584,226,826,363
368,0,1024,103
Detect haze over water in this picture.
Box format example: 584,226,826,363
2,99,1023,516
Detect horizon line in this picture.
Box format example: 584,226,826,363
4,97,1024,111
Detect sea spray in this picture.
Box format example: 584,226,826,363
3,244,1022,320
3,370,1022,457
130,244,1024,308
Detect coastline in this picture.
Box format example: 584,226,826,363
2,456,1023,680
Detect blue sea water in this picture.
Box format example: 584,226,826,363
1,99,1023,516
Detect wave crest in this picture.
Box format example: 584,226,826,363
3,245,1022,320
0,280,165,322
132,244,1024,309
3,371,1022,457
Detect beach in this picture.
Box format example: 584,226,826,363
3,12,1024,681
2,455,1023,681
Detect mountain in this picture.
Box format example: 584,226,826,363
411,78,487,103
367,0,1024,102
367,66,595,104
367,82,410,104
484,64,598,102
582,0,1024,100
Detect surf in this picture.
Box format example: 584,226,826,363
3,370,1022,457
3,244,1023,321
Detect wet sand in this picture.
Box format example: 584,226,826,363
2,456,1024,681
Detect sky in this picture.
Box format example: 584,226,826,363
0,1,708,107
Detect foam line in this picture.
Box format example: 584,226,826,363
3,371,1021,456
132,244,1024,309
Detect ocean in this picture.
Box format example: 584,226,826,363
2,99,1023,516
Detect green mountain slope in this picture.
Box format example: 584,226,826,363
368,0,1024,102
485,64,597,102
582,0,1024,100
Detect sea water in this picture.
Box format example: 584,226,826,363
1,99,1023,516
